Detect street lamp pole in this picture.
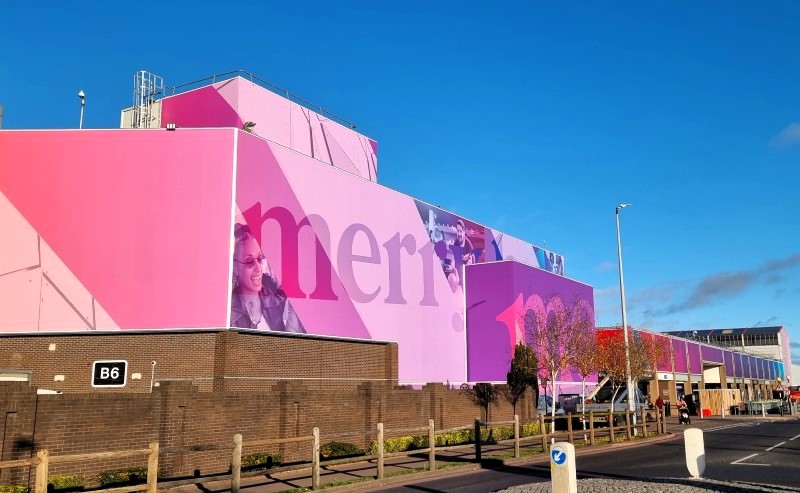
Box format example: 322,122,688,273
78,90,85,129
615,203,635,413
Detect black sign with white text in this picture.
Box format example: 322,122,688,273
92,360,127,387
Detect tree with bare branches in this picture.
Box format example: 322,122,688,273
523,294,593,431
570,316,597,414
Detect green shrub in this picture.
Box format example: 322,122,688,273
367,421,542,455
319,441,364,459
97,467,147,486
0,484,29,493
240,452,282,471
49,474,85,491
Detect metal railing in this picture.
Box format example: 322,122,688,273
165,69,357,129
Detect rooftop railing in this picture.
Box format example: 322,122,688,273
165,69,357,129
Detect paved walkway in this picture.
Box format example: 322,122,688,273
166,414,797,493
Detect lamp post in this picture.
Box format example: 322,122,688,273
78,90,85,129
615,203,635,413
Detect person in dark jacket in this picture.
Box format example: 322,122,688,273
230,223,304,333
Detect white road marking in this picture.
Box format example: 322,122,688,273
765,442,786,452
791,434,800,441
705,422,758,432
731,453,770,466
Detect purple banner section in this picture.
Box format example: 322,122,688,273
673,339,688,373
465,261,594,382
724,351,734,378
702,346,724,365
745,355,754,379
688,343,702,374
734,352,744,378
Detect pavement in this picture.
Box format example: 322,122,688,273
165,413,799,493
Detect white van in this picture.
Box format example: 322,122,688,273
537,394,566,415
582,386,648,424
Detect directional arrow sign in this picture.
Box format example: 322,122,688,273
550,442,576,493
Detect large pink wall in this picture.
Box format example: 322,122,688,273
234,132,466,384
161,78,379,181
0,129,235,330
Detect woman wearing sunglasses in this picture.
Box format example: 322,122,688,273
229,223,305,333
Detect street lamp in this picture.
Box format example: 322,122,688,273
78,90,85,129
615,203,635,413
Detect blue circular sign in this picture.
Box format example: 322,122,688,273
551,447,567,465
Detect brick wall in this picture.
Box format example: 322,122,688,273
0,329,397,394
0,381,536,487
0,330,532,487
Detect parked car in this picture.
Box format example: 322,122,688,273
788,386,800,403
537,395,566,415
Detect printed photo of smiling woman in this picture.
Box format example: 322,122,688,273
229,223,306,333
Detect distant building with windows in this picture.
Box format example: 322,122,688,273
663,326,791,385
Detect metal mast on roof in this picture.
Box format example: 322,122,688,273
132,71,164,129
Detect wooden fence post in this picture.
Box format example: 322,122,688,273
608,411,615,443
34,450,48,493
625,411,632,440
231,434,242,493
513,415,520,459
312,427,320,490
147,441,159,493
474,418,481,463
377,423,384,479
641,408,647,436
539,414,547,451
428,419,436,472
589,412,595,445
567,412,574,444
662,407,668,434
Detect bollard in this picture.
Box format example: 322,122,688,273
377,423,384,479
428,419,436,471
513,414,520,458
231,434,242,493
684,428,706,479
550,442,577,493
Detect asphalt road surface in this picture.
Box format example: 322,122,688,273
374,418,800,492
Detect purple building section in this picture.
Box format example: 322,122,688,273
464,261,594,383
724,351,735,376
688,343,702,374
702,346,724,365
673,339,688,373
734,352,744,378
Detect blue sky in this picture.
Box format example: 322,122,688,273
2,2,799,362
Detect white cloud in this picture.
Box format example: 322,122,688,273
769,122,800,149
595,261,615,272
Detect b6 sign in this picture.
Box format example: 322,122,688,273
92,360,127,388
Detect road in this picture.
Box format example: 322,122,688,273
374,418,800,492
